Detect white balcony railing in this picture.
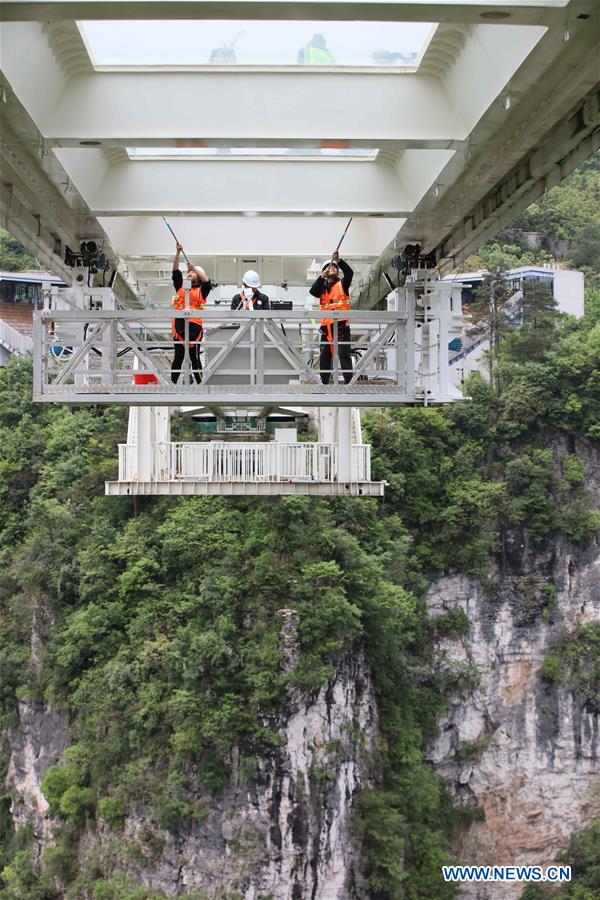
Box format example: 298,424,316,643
118,441,372,484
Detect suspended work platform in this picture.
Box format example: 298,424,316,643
33,287,463,408
4,0,596,499
32,274,463,496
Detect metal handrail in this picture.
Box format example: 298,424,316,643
39,309,409,323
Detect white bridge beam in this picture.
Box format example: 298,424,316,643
356,3,600,300
97,216,405,259
0,1,571,26
0,25,467,144
53,149,454,217
1,1,597,311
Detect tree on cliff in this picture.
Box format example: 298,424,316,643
503,278,559,362
467,265,514,396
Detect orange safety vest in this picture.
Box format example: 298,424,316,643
320,278,350,325
172,286,205,341
320,279,350,349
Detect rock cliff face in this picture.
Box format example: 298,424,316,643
6,641,379,898
427,526,599,898
6,700,69,851
6,541,599,900
87,645,378,899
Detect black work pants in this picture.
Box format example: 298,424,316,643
320,322,353,384
171,321,203,384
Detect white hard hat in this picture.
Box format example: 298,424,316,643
188,265,207,279
321,259,340,272
242,269,261,289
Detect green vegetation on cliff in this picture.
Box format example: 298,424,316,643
521,819,600,900
541,622,600,712
0,228,41,273
0,287,596,898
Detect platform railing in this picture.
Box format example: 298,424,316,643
33,307,461,407
352,442,371,481
118,441,372,484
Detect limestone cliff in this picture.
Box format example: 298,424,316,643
5,644,378,898
427,523,599,897
5,700,69,850
89,648,377,898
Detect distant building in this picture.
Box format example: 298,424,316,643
371,50,418,66
446,265,584,318
0,269,65,305
0,269,66,364
443,265,584,386
297,34,335,65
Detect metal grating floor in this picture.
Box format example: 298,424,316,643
39,383,431,408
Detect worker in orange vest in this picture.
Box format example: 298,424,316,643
171,242,212,384
309,249,353,384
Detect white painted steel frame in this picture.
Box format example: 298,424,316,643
0,3,571,26
111,404,380,496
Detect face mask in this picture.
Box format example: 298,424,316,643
242,287,254,301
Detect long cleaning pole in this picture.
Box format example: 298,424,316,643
162,216,190,266
334,217,353,254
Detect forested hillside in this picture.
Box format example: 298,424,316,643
0,163,599,899
0,229,41,273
